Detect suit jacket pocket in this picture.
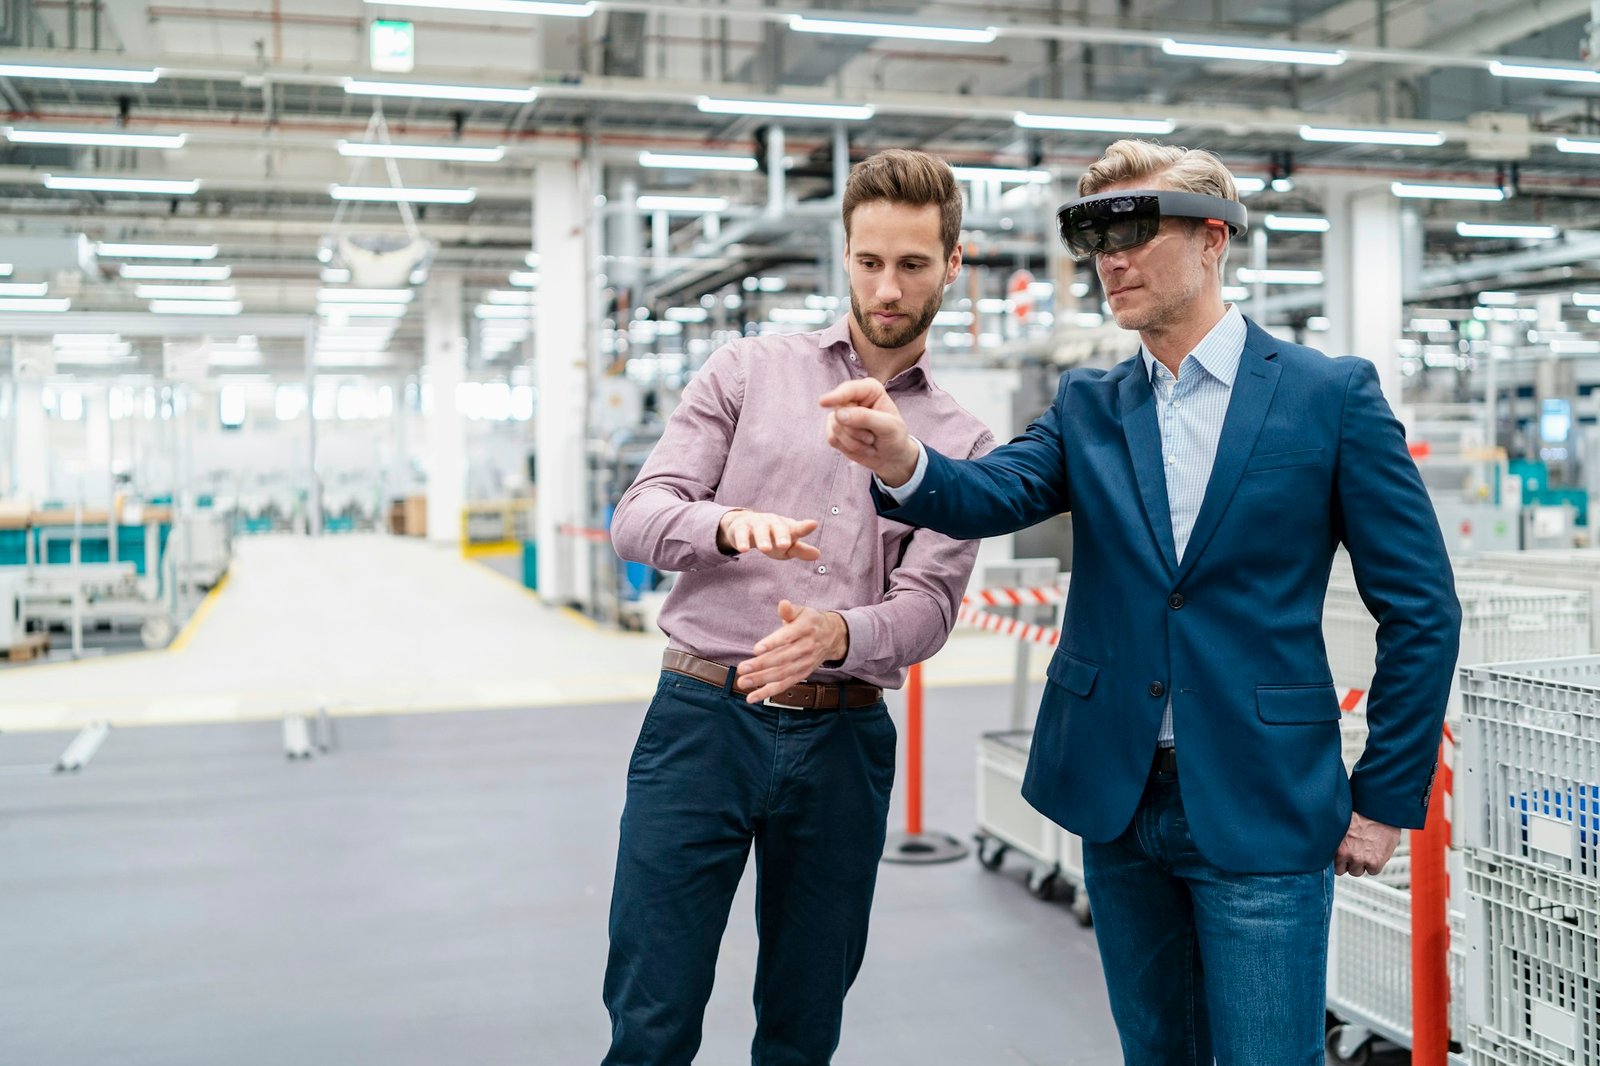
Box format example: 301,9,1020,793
1256,683,1340,724
1046,652,1099,698
1244,447,1324,473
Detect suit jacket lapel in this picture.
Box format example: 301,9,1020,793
1118,364,1179,574
1174,323,1282,584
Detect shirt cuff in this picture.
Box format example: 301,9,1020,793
873,439,928,505
833,606,878,676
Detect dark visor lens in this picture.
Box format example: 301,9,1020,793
1058,195,1161,260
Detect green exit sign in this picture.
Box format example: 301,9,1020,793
370,19,415,74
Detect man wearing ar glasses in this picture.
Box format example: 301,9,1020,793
821,140,1461,1065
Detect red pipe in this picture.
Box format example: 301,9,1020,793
905,662,923,837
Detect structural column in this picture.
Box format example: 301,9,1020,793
424,272,466,546
1322,180,1407,416
534,157,592,603
12,375,48,505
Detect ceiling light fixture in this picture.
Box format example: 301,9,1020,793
1476,291,1520,305
0,297,69,312
637,194,730,213
475,304,538,319
317,304,410,318
1236,268,1324,285
1263,214,1331,233
316,288,415,303
343,78,539,104
328,184,477,204
1390,182,1506,202
0,63,159,83
45,174,200,194
696,97,874,121
787,14,997,44
950,165,1052,184
1455,222,1560,239
1015,112,1176,134
1488,60,1600,84
1556,137,1600,155
362,0,594,13
337,140,506,163
638,150,760,172
1161,39,1345,66
135,285,238,300
97,242,219,259
6,128,187,149
120,264,232,280
1234,178,1267,194
508,271,540,287
0,282,49,297
1299,125,1446,146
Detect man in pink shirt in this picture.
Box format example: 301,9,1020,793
602,149,993,1065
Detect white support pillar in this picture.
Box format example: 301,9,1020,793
1322,180,1406,415
535,157,592,604
84,385,112,507
13,377,48,505
424,273,466,546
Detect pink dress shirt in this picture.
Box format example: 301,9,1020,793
610,316,994,690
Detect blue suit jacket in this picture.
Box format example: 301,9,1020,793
878,319,1461,873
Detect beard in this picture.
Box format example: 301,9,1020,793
849,284,944,351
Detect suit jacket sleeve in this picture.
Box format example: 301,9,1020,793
872,372,1072,539
1334,358,1462,829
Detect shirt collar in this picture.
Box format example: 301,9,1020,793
1140,304,1246,388
818,314,932,392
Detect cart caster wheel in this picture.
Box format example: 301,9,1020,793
976,836,1007,871
1071,892,1093,927
140,617,175,649
1026,868,1058,900
1325,1024,1372,1066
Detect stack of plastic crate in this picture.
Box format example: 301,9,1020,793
1477,550,1600,653
1457,657,1600,1066
1326,843,1468,1061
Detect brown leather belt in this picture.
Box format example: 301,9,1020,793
662,649,883,710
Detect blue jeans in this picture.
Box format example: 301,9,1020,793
1081,767,1333,1066
602,670,897,1066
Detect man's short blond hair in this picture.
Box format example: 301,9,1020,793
1078,140,1239,202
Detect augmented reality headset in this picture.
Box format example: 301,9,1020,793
1056,189,1249,262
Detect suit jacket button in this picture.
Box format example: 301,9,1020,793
1168,593,1184,609
1148,681,1165,698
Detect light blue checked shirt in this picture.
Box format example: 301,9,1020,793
884,305,1248,746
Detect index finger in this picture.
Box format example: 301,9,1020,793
820,379,888,410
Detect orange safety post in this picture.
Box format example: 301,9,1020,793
1410,733,1452,1066
905,662,924,837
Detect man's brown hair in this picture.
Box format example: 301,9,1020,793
842,149,964,256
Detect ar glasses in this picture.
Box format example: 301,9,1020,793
1056,189,1249,261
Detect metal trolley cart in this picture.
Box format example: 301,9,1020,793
975,729,1092,925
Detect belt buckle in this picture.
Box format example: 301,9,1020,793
763,695,808,710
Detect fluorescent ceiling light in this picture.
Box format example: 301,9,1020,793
149,300,242,315
0,282,49,296
337,140,506,163
1221,285,1250,301
120,263,231,280
1410,318,1454,332
1589,310,1600,324
316,288,414,303
135,284,237,300
950,165,1052,184
343,78,538,104
329,184,476,204
1570,292,1600,306
1489,60,1600,84
1551,339,1600,354
0,63,159,83
1299,125,1445,146
1390,182,1505,202
320,269,352,285
6,128,186,149
524,253,541,268
638,150,759,172
1477,291,1520,305
1456,221,1560,239
485,290,538,305
1015,112,1176,134
637,194,729,213
1161,39,1345,66
697,97,874,122
1263,214,1330,233
476,304,538,319
0,264,10,277
318,304,409,318
1307,316,1331,331
665,307,709,323
45,174,200,194
1236,268,1324,285
0,298,70,312
1234,178,1267,194
788,14,997,44
362,0,594,14
98,242,218,259
508,271,540,287
1556,137,1600,155
316,351,396,367
769,307,830,325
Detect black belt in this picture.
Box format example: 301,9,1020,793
1151,746,1178,776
